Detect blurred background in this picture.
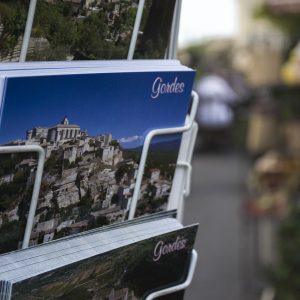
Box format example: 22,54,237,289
178,1,300,300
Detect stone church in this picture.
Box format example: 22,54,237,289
48,116,81,143
26,116,81,144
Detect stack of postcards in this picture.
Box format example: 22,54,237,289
0,212,198,300
0,60,198,299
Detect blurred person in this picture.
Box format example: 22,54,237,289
195,72,238,150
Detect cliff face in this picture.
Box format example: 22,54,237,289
0,133,138,249
30,139,137,245
0,133,176,253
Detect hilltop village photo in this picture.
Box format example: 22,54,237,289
0,0,203,299
0,61,196,254
0,0,176,61
10,228,196,300
0,115,177,252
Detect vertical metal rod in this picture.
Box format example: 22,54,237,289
167,0,178,59
22,147,45,248
175,122,198,222
127,0,145,60
168,0,182,59
20,0,37,62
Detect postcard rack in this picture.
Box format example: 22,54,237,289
0,92,198,233
0,91,199,298
1,0,199,297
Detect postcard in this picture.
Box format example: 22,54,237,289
9,225,198,300
0,69,194,253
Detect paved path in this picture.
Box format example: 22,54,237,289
183,151,253,300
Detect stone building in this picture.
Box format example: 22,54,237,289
113,148,123,166
26,127,48,140
63,145,78,163
155,181,171,199
26,116,81,145
48,116,81,144
95,133,112,147
99,146,115,164
150,168,160,182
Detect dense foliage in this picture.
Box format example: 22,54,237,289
272,207,300,300
0,0,28,59
0,0,137,61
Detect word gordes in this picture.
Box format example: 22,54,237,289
153,235,187,262
151,77,185,99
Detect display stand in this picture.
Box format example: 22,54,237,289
5,0,199,297
170,120,198,222
0,92,198,243
0,92,199,296
0,103,199,299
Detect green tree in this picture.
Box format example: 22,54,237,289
0,220,25,254
115,164,131,184
87,215,109,229
29,0,76,60
0,1,28,59
73,12,108,59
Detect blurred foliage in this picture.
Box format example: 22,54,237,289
255,5,300,37
179,40,233,79
272,206,300,300
272,86,300,121
254,3,300,61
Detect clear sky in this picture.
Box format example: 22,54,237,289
178,0,238,48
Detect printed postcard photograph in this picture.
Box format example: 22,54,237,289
10,226,198,300
0,0,176,62
0,71,194,253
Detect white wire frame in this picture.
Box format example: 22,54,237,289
172,121,198,222
168,0,182,59
128,90,199,220
17,0,190,221
0,93,197,250
20,0,37,62
127,0,146,60
145,249,198,300
14,3,198,296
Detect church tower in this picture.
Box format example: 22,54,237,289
61,116,69,125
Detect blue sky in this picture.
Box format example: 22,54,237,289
0,71,194,145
